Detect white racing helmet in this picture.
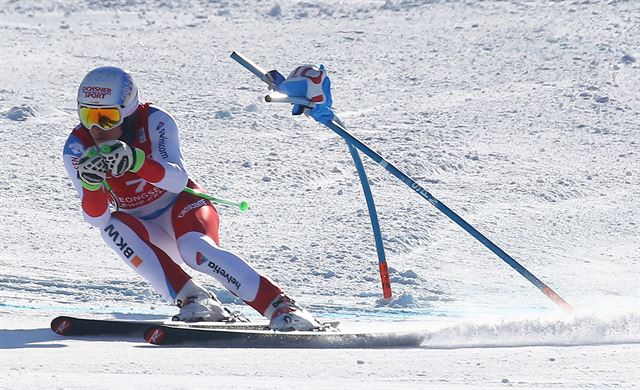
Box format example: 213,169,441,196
77,66,139,130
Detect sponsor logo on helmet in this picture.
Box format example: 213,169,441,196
81,86,112,100
120,79,133,105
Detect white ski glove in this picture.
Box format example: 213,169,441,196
98,140,146,177
77,147,107,191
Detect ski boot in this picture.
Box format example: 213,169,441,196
266,294,321,331
173,292,234,323
173,280,239,323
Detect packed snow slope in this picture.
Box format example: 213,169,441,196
0,0,638,389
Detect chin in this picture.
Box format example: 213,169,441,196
90,127,121,143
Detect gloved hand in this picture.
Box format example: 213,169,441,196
278,64,334,124
77,147,107,190
97,140,146,177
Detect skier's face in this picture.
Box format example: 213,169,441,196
89,124,122,145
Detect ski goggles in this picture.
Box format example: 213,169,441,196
78,105,123,131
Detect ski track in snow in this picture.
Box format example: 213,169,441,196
1,0,639,388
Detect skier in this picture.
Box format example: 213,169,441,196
62,66,322,331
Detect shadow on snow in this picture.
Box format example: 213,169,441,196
0,328,67,349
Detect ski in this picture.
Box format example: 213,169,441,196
50,315,273,338
50,316,162,337
144,324,424,348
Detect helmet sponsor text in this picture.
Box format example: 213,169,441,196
82,86,112,100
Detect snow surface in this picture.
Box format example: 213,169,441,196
1,0,639,388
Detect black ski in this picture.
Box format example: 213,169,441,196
50,315,269,338
50,316,161,337
51,316,420,348
144,324,424,348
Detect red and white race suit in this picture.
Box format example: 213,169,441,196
62,103,282,315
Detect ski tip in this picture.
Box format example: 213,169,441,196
51,316,73,336
144,327,167,345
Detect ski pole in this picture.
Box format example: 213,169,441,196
183,187,249,211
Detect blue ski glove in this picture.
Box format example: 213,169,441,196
278,65,334,124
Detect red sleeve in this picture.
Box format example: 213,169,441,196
81,187,110,218
134,158,166,184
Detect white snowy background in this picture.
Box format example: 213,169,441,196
1,0,639,388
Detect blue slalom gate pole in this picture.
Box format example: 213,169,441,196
347,143,392,299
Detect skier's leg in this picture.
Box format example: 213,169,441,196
100,211,230,321
172,184,321,329
171,188,280,312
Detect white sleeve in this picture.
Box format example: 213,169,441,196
145,107,189,193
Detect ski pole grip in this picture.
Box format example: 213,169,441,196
265,94,315,107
